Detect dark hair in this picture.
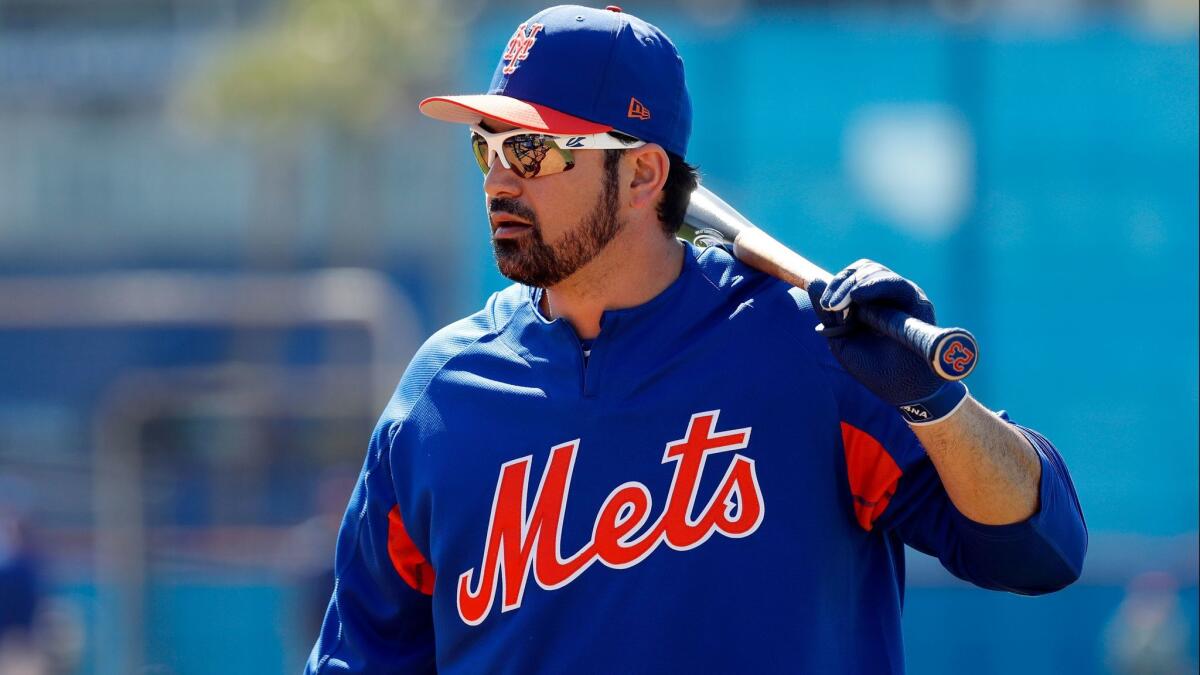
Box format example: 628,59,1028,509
606,132,700,236
658,151,700,235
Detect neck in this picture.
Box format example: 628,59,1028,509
540,226,685,340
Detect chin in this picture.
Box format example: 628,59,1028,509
493,252,537,286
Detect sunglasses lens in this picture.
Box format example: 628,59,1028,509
470,132,491,174
471,130,578,178
502,135,574,178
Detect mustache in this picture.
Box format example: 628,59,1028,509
489,198,537,224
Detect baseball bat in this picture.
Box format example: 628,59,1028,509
684,185,978,382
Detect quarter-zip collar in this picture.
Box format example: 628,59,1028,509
500,241,724,399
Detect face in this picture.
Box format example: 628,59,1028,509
480,120,625,288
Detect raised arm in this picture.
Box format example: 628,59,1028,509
806,260,1087,592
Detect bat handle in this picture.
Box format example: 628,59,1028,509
854,305,979,381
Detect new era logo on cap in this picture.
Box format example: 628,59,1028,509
627,97,650,120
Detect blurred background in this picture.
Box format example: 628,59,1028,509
0,0,1195,673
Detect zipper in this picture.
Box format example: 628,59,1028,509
582,337,597,399
542,288,613,399
582,315,617,399
551,318,591,398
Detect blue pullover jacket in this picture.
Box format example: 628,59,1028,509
307,242,1087,674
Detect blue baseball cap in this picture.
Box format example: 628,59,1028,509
420,5,692,158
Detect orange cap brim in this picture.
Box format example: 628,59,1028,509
419,94,611,135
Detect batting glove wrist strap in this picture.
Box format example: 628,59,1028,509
898,381,968,425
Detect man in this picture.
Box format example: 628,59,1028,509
306,5,1086,673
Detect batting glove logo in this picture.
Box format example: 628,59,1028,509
898,404,931,421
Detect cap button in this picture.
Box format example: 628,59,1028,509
605,5,622,12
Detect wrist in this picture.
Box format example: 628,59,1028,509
898,381,969,425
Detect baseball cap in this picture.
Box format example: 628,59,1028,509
420,5,692,158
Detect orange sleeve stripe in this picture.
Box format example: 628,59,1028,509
387,504,436,595
840,422,903,531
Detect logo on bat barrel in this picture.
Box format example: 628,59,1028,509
941,339,974,374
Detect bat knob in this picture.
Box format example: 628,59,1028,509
931,330,978,381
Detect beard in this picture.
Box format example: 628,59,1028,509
489,158,623,288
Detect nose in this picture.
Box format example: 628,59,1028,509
483,155,522,200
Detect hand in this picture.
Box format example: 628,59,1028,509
807,259,960,413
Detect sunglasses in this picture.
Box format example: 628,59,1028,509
469,124,645,179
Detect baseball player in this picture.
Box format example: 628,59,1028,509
306,5,1086,673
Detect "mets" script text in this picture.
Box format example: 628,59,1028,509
456,410,764,625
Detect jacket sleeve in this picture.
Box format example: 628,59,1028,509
875,419,1088,594
778,283,1087,593
305,420,436,674
832,365,1088,594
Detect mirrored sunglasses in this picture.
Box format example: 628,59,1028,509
469,124,645,179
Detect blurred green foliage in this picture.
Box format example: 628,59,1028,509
176,0,453,137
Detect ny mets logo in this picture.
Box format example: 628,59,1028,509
501,23,544,74
942,339,975,374
456,410,764,626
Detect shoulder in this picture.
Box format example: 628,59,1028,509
691,242,838,369
379,283,528,426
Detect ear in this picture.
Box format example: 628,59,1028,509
624,144,670,211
